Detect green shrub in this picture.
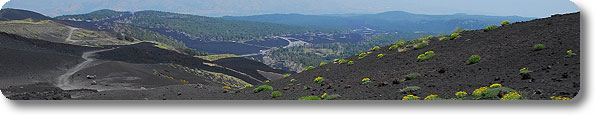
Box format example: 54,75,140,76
424,94,441,100
501,20,511,26
358,52,368,60
439,36,449,41
400,86,421,93
406,73,421,80
244,84,254,88
283,74,291,78
519,68,533,74
485,25,499,31
271,91,282,98
371,46,381,51
303,66,314,71
303,86,310,90
500,92,521,100
389,44,400,51
347,61,354,65
402,95,421,100
450,33,460,39
323,94,342,100
397,40,406,46
472,84,516,100
417,51,435,62
413,41,429,49
290,78,297,83
567,50,577,57
314,77,325,83
337,59,347,64
534,44,546,51
466,55,481,65
253,85,273,93
298,96,321,100
455,91,468,99
377,54,385,58
319,62,327,67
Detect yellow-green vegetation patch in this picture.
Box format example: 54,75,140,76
168,64,251,88
195,54,240,61
0,18,51,25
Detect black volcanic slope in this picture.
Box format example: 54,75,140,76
94,43,288,84
0,8,52,21
230,12,580,100
0,32,99,88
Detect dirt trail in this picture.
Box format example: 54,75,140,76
65,26,79,42
56,48,113,90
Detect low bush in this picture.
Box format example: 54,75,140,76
501,20,511,26
358,52,368,60
271,91,282,98
414,41,429,49
439,36,449,41
303,66,314,71
550,96,572,100
489,83,502,88
337,59,348,64
377,54,385,58
319,62,327,67
472,84,516,100
347,61,354,65
180,80,190,84
244,84,254,88
323,94,342,100
424,94,441,100
253,85,273,93
283,74,291,78
500,92,521,100
371,46,381,51
398,47,409,53
417,51,435,62
223,86,232,90
298,96,322,100
466,55,481,65
361,78,371,84
389,44,400,51
290,78,297,83
397,40,406,46
450,33,460,39
314,77,325,83
533,44,546,51
400,86,421,93
519,68,533,74
485,25,499,31
455,91,468,99
566,50,577,57
303,86,310,90
406,73,421,80
402,95,421,100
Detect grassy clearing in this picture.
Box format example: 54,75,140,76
195,54,240,61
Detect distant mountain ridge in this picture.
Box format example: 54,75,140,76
223,11,534,33
0,8,52,21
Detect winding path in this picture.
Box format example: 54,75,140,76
65,26,79,42
56,48,113,90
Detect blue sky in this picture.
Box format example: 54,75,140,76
2,0,579,17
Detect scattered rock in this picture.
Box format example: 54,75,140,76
177,92,182,96
438,68,447,73
377,81,389,87
283,87,289,90
86,75,96,79
344,85,351,89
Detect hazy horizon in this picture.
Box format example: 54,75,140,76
2,0,580,18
